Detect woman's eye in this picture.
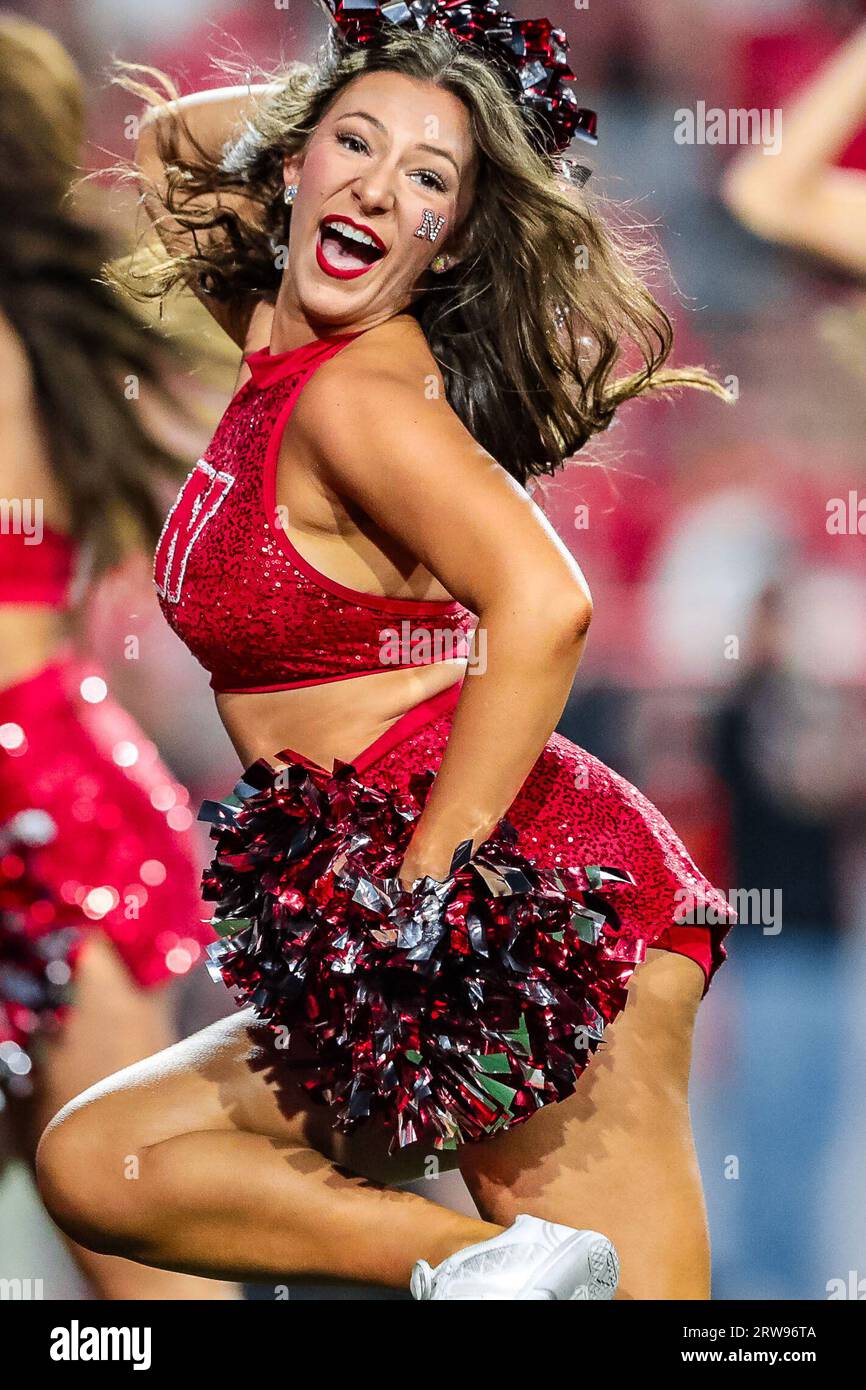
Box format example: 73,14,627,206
415,170,447,193
337,132,368,154
337,132,447,192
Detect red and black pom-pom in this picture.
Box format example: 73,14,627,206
319,0,598,158
199,752,639,1152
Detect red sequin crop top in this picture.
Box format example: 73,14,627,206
153,329,476,695
0,521,74,604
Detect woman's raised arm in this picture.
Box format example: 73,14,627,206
298,352,594,890
135,83,279,345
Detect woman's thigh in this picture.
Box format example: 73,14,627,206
43,1000,462,1190
41,944,705,1222
456,948,711,1296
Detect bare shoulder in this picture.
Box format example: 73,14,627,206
293,312,458,459
297,314,445,419
0,308,32,405
356,312,441,380
342,311,440,379
0,308,69,514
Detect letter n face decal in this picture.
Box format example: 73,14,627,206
154,460,234,604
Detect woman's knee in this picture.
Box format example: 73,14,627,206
618,948,704,1084
36,1095,150,1257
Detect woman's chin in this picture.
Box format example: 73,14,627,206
294,278,401,330
294,274,368,320
294,248,409,314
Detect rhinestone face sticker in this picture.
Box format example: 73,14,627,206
414,209,446,242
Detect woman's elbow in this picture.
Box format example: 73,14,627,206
721,160,799,242
555,592,593,646
480,585,592,649
522,589,593,650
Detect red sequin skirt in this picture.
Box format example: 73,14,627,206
0,651,213,1090
357,682,732,995
201,679,735,1153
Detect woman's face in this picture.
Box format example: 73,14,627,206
282,70,477,329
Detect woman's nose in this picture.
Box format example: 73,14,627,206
353,166,397,214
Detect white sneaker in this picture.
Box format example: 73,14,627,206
409,1213,620,1301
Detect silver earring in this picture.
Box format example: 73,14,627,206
430,254,451,273
283,184,298,205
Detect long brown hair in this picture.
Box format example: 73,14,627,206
116,21,730,485
0,17,191,579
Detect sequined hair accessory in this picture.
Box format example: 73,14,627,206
318,0,597,184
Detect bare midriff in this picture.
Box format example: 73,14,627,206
216,654,467,771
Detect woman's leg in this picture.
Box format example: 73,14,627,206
36,1001,503,1291
458,947,712,1300
37,940,709,1297
11,934,237,1298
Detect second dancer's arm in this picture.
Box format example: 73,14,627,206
722,21,866,274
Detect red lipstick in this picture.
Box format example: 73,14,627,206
316,215,387,281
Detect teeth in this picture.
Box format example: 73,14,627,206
322,219,382,252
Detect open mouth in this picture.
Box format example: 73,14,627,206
316,216,387,280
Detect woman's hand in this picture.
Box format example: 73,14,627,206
396,820,493,893
396,827,479,893
396,849,455,895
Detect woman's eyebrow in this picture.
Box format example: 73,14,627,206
338,108,461,176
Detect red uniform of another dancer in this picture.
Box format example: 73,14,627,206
0,524,212,1089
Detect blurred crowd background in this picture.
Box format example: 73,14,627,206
2,0,865,1300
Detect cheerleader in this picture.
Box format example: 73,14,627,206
723,18,866,277
0,18,231,1298
37,3,735,1300
722,19,866,380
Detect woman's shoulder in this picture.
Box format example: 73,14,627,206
315,312,441,398
0,307,33,403
292,312,473,483
292,311,449,450
293,309,453,455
